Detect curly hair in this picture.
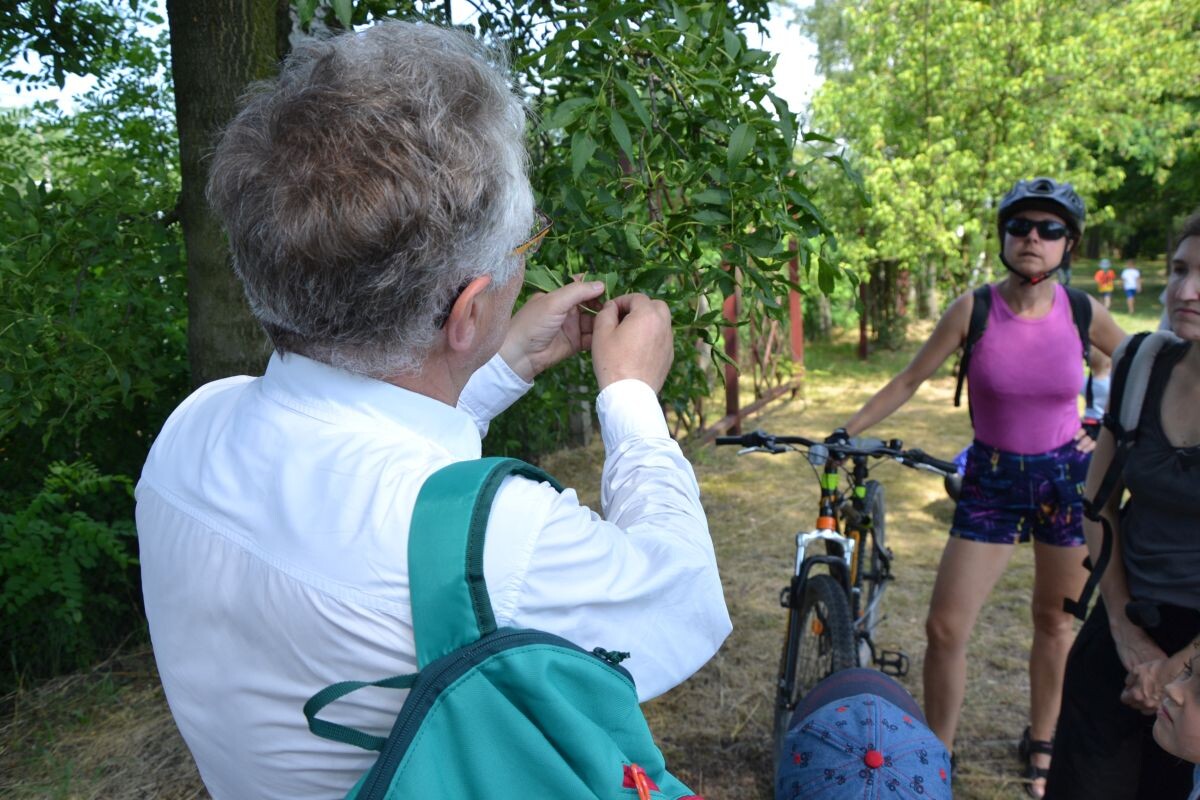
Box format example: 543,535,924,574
207,21,532,377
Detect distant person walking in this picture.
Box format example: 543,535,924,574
1122,259,1143,314
1095,259,1117,309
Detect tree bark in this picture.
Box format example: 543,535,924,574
168,0,282,388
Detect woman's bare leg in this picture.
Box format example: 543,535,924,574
923,536,1016,749
1027,541,1088,797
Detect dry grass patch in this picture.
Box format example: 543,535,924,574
0,647,206,799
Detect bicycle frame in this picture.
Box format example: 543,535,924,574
713,428,954,761
841,454,890,628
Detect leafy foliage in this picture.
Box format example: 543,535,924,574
0,460,138,677
0,14,184,683
520,1,831,423
798,0,1200,336
1,0,164,90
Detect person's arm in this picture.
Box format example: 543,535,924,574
1073,298,1129,452
1088,297,1127,357
483,294,730,701
841,291,972,436
1083,429,1172,712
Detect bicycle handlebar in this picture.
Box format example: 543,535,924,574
714,429,957,477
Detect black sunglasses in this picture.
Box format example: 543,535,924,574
1004,217,1070,241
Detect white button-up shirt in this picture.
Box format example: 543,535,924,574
137,351,730,800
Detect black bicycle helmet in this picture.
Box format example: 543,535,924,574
997,177,1086,284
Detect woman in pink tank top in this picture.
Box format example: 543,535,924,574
833,178,1125,797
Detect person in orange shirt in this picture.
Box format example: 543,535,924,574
1094,258,1117,309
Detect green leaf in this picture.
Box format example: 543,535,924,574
597,271,620,298
331,0,352,27
614,79,652,128
818,257,837,295
802,130,837,144
624,222,644,253
727,123,756,170
672,2,692,31
295,0,319,26
525,265,564,293
610,109,633,157
723,29,741,60
571,132,598,178
692,209,730,224
787,189,832,235
692,188,730,206
543,97,593,130
768,92,795,146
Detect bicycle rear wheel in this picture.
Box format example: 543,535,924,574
772,573,855,761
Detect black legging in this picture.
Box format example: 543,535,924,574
1045,600,1199,799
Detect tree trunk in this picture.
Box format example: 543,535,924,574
815,294,832,340
916,260,937,319
168,0,283,388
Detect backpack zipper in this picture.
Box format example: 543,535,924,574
358,628,635,800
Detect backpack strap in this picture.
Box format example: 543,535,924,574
1063,331,1180,620
304,674,417,751
303,457,563,751
408,457,562,668
1065,287,1094,410
954,285,993,408
1113,330,1180,436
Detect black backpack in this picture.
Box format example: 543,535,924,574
954,284,1094,414
1063,330,1183,620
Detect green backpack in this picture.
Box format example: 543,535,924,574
304,457,701,800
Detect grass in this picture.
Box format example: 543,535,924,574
0,279,1166,799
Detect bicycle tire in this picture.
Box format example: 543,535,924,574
772,573,856,761
859,480,888,638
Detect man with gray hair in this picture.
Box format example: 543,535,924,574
136,20,731,800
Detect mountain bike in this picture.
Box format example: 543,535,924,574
714,429,957,760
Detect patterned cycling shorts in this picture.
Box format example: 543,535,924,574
950,440,1088,547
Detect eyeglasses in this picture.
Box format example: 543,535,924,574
513,209,553,257
1004,217,1070,241
436,210,554,329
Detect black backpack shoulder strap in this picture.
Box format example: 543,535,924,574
1065,286,1094,409
1065,286,1093,358
954,285,993,408
1062,332,1152,620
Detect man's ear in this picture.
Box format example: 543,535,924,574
443,275,493,353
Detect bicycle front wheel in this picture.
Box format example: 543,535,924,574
859,480,888,636
773,573,856,760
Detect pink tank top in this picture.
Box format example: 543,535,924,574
967,284,1083,454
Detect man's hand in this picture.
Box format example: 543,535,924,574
591,293,673,393
500,280,605,382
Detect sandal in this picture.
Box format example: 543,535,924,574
1018,726,1053,798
